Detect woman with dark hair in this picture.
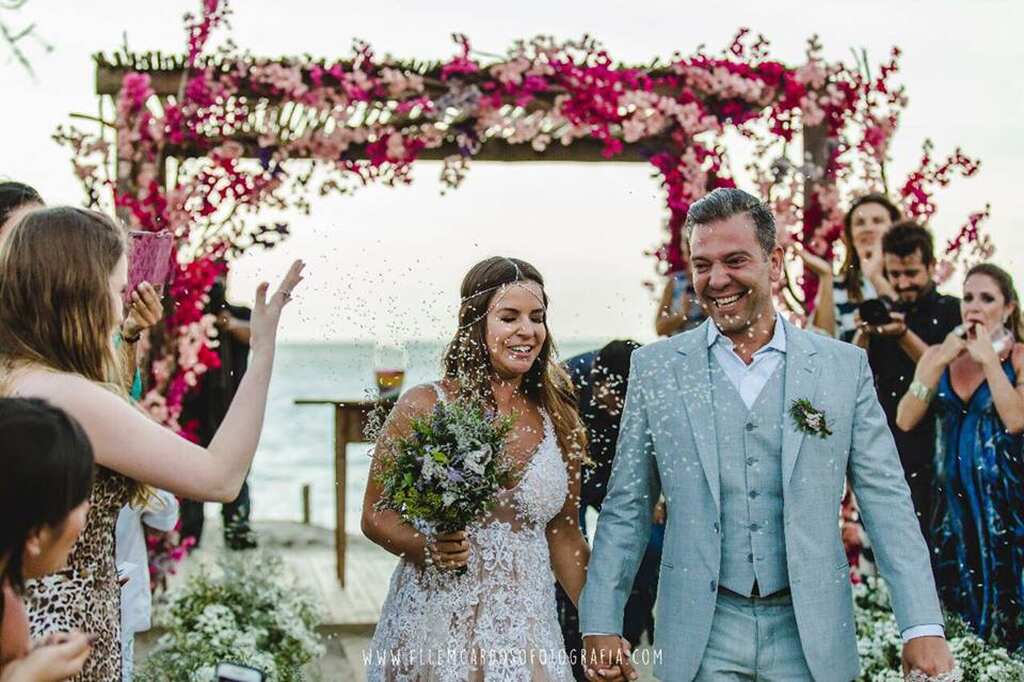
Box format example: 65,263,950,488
363,256,590,681
0,207,304,680
796,193,901,340
0,182,43,238
897,263,1024,649
0,398,94,680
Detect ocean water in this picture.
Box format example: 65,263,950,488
241,340,601,534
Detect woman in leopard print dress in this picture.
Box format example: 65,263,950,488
0,207,304,680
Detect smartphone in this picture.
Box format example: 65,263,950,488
126,230,175,305
215,662,265,682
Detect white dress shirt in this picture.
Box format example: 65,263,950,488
585,316,943,642
116,490,179,636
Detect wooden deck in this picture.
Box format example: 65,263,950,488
146,519,657,680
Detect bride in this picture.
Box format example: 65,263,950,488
362,256,590,681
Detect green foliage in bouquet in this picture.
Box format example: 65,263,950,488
136,552,324,682
853,575,1024,681
375,398,515,533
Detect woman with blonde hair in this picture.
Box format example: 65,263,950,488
363,256,591,681
0,206,304,680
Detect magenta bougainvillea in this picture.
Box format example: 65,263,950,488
60,0,990,431
59,0,990,577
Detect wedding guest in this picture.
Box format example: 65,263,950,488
114,489,178,681
0,398,94,680
655,244,706,337
851,222,961,535
897,263,1024,650
180,274,256,550
0,206,304,680
796,193,900,340
559,340,661,680
0,182,42,239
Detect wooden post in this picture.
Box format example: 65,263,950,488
294,398,394,587
301,483,311,525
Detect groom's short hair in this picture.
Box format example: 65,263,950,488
685,188,776,256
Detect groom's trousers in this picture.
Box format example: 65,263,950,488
693,587,814,681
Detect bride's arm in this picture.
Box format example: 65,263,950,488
360,384,440,565
11,261,304,502
547,448,590,608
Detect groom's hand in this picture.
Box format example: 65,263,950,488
902,636,955,678
582,635,638,681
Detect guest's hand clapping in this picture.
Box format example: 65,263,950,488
250,259,305,352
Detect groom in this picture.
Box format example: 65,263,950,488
579,188,955,681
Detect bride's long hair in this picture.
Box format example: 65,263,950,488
442,257,587,460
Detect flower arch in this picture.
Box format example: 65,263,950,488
61,0,989,439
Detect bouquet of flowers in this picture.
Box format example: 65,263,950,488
374,398,516,568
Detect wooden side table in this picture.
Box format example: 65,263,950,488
293,398,394,586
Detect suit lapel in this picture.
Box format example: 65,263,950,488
674,322,720,513
781,319,821,489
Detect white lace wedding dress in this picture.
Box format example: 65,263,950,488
366,384,574,681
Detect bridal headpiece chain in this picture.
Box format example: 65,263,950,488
457,258,546,330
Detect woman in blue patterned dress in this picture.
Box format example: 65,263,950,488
897,263,1024,649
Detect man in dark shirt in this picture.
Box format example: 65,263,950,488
180,275,257,550
854,221,961,536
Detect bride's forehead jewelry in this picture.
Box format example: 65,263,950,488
458,277,547,330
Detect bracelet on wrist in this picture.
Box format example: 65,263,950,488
908,380,935,404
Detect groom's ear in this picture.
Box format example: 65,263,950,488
768,245,785,282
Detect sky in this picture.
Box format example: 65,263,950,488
1,1,1022,344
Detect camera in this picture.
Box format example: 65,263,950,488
858,296,900,326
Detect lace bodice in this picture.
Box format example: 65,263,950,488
366,384,573,681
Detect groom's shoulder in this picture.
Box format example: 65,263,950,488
792,324,865,367
634,324,705,363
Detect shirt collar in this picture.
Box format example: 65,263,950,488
706,312,787,355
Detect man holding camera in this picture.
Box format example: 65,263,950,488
853,221,961,536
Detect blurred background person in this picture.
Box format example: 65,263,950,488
0,182,43,240
850,222,961,536
114,490,178,681
655,243,706,337
180,271,257,551
0,398,95,680
797,193,900,340
897,263,1024,651
558,339,664,680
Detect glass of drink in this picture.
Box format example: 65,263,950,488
373,342,407,400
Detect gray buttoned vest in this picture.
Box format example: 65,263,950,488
709,353,789,597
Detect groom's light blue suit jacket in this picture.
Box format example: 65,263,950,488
578,318,942,682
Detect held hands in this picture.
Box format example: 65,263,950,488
250,259,305,352
582,635,638,681
0,631,93,682
902,636,956,680
122,281,164,339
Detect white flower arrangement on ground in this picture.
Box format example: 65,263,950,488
854,575,1024,681
137,552,324,681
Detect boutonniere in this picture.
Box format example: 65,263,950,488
789,398,832,438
